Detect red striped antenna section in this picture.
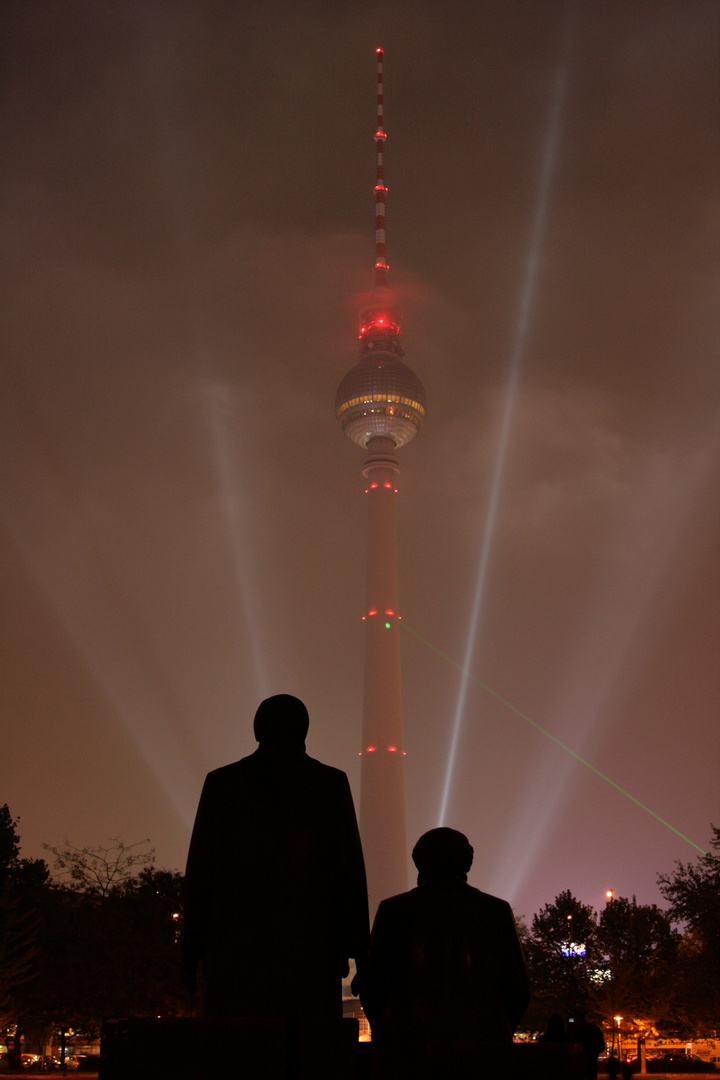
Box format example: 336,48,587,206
374,47,389,289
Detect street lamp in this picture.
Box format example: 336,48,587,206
614,1016,623,1061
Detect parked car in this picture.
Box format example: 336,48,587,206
645,1055,716,1072
51,1055,80,1070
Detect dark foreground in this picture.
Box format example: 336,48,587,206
3,1073,719,1079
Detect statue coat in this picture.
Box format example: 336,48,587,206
183,746,369,1019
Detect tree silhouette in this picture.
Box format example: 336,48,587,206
523,890,600,1024
0,806,49,1065
594,896,678,1035
43,837,154,896
658,825,720,1034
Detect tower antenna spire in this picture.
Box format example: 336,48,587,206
374,47,389,291
336,47,427,916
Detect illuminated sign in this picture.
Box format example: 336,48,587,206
562,942,586,957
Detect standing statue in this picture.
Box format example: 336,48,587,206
361,827,530,1077
181,694,369,1019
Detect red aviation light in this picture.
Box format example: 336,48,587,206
388,745,397,752
385,609,394,616
370,481,378,488
383,481,392,488
367,745,376,752
362,313,400,335
368,609,377,616
359,313,400,339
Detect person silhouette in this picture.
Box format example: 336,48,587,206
608,1051,619,1080
181,694,369,1019
538,1013,567,1043
568,1010,606,1080
360,827,529,1077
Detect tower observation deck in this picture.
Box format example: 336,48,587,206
336,48,426,916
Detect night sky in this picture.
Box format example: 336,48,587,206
2,0,718,926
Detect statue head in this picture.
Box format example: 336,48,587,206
412,827,474,885
253,694,309,750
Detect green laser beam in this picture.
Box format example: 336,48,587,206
400,620,707,856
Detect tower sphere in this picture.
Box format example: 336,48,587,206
336,352,427,449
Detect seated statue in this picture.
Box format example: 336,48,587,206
361,827,530,1077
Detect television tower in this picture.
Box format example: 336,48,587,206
336,48,427,915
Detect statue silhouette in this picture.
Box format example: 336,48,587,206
181,695,369,1019
361,827,530,1077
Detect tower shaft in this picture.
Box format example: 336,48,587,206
360,437,408,914
336,48,425,918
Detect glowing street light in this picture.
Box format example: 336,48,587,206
613,1016,624,1060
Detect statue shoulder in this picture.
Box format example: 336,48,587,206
466,886,515,917
304,755,350,784
203,754,256,786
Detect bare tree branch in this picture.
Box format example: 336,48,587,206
43,839,155,896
